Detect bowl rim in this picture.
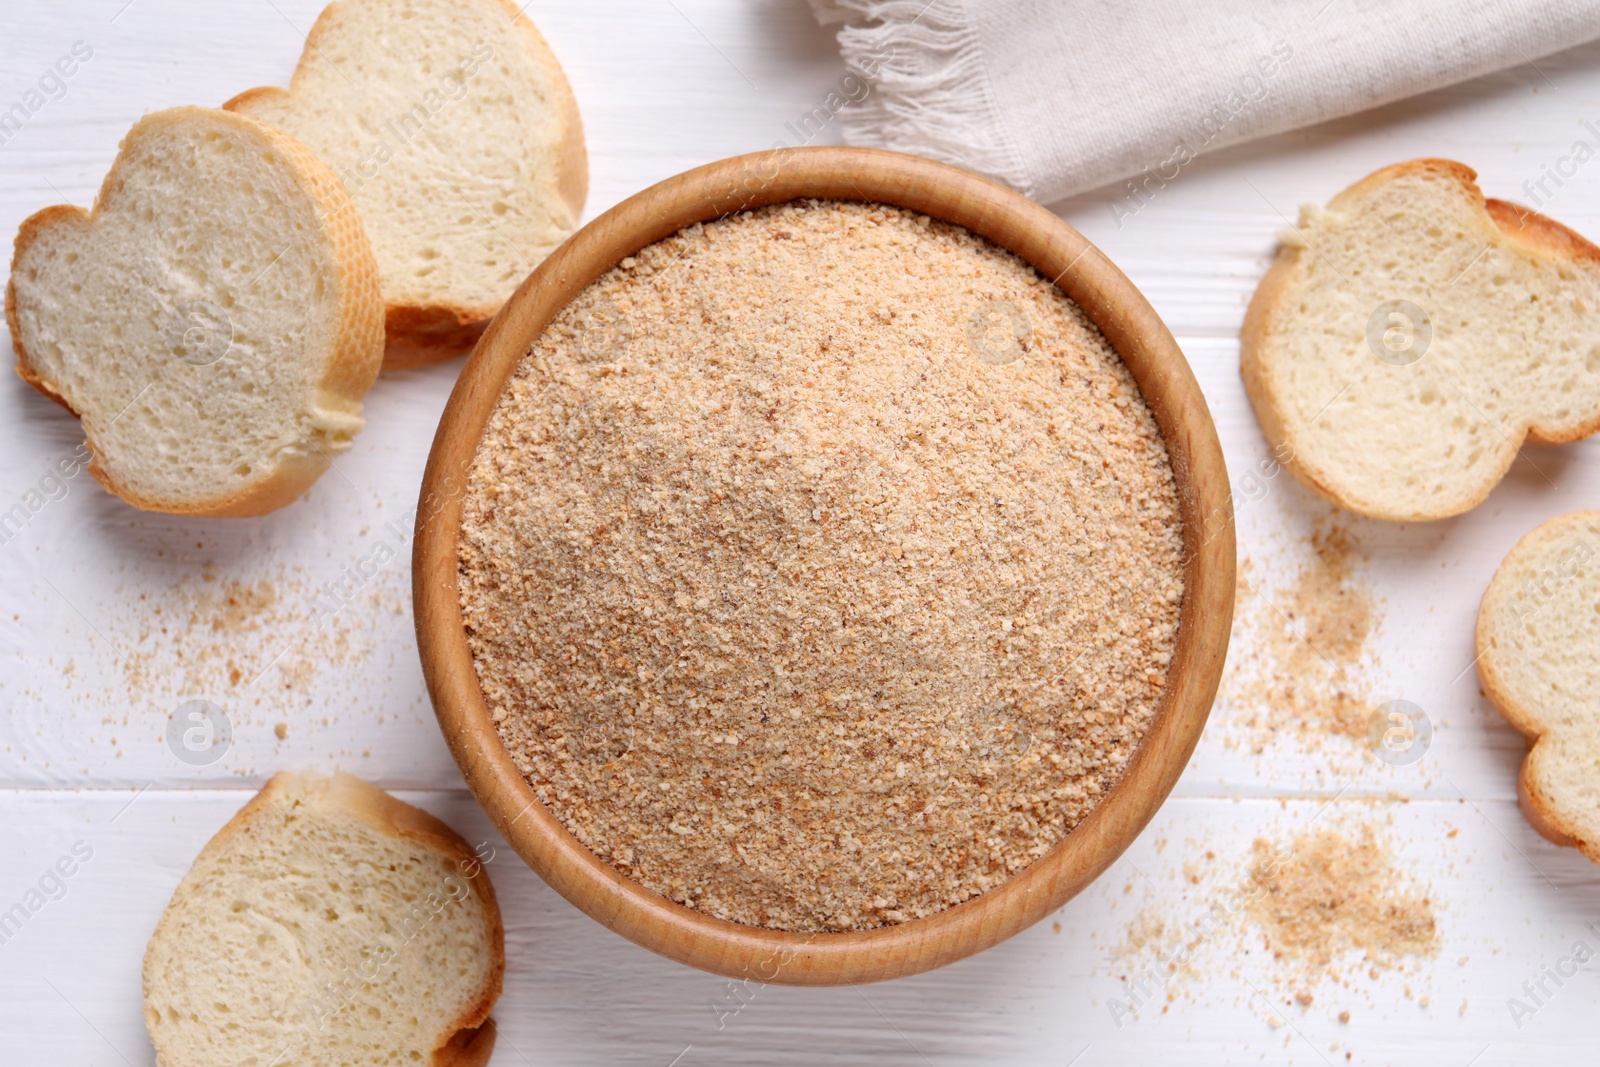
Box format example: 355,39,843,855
413,146,1235,986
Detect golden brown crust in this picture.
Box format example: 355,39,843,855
1324,157,1482,213
271,123,386,411
434,1022,497,1067
1475,511,1600,864
225,0,588,370
1240,157,1600,520
219,84,287,115
7,107,382,517
383,305,491,369
1485,197,1600,265
1518,756,1587,854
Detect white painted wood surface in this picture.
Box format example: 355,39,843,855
3,2,1600,1063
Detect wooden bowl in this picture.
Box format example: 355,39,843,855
414,147,1235,985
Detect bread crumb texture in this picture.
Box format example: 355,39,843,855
12,542,411,773
459,200,1184,932
1223,516,1380,759
1107,816,1438,1020
1246,824,1437,994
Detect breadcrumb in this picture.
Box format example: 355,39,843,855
459,200,1184,932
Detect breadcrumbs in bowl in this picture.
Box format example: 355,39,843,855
418,147,1233,983
457,199,1185,933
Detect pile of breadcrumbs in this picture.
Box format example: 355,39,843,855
1227,517,1378,752
458,200,1185,932
1246,824,1438,990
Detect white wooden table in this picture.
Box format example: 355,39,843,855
3,2,1599,1063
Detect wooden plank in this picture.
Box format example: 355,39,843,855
0,791,1595,1064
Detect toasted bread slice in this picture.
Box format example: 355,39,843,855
227,0,587,367
1242,159,1600,521
1477,510,1600,862
6,106,383,517
142,771,504,1067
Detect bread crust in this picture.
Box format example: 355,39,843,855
142,771,505,1067
6,106,383,517
383,304,492,370
225,0,588,369
435,1021,498,1067
1241,157,1600,521
1475,510,1600,864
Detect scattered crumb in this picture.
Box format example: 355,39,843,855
15,544,409,771
1221,517,1381,755
1244,823,1437,995
119,572,363,701
274,722,288,740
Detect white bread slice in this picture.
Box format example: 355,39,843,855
6,106,383,517
1242,159,1600,521
142,771,504,1067
1477,511,1600,863
226,0,588,368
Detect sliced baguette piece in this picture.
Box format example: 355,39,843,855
226,0,588,368
1242,158,1600,521
142,771,504,1067
6,105,383,517
1476,510,1600,862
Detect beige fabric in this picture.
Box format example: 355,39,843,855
810,0,1600,211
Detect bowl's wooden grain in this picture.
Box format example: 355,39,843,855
414,147,1235,985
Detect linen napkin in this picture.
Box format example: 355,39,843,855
808,0,1600,212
